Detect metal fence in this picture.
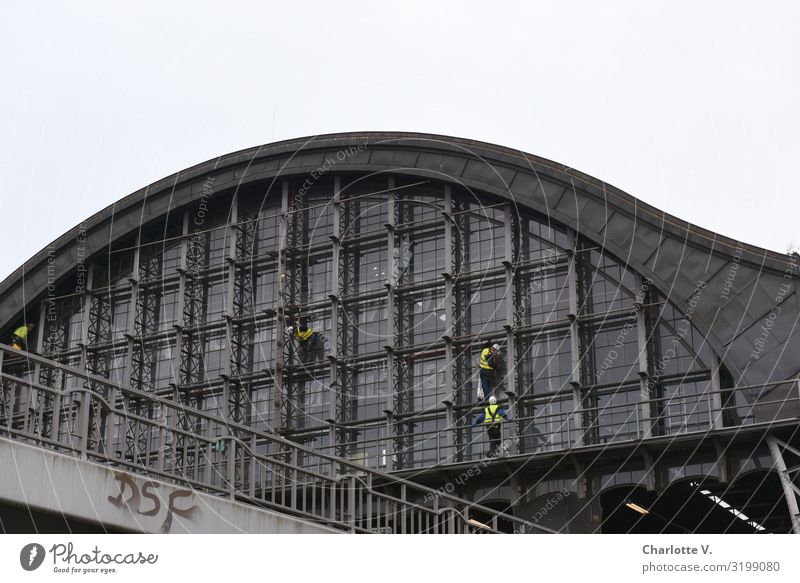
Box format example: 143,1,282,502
306,380,800,469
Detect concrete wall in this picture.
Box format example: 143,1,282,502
0,437,339,534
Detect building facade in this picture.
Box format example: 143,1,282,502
1,132,798,533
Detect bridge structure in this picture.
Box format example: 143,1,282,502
0,345,542,533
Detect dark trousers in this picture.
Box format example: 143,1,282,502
486,424,502,456
298,333,324,363
11,335,26,350
479,368,494,399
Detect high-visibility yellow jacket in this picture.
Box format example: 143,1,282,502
479,347,494,370
295,327,313,342
13,325,29,340
483,404,504,424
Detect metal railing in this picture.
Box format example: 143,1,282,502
0,345,549,534
307,380,800,470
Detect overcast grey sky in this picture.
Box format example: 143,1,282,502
1,1,797,281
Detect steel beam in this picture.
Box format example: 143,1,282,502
566,230,583,447
767,436,800,534
636,276,653,439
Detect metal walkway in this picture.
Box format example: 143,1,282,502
0,345,551,534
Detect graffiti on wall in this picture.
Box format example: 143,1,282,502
108,472,198,533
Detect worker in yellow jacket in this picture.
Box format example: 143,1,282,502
477,342,501,401
472,395,510,458
286,320,324,364
11,323,35,351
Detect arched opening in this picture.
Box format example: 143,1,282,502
712,471,792,534
599,475,789,533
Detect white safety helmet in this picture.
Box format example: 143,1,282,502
488,395,497,405
491,343,500,351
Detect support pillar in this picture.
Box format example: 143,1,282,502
566,230,583,447
710,355,724,431
503,203,518,453
275,180,289,432
767,436,800,534
636,276,653,439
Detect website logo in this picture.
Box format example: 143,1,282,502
20,543,46,571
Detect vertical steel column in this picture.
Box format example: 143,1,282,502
443,184,455,375
78,264,94,371
275,180,289,433
766,436,800,534
710,355,724,431
163,213,192,469
32,301,48,405
334,178,359,461
176,212,190,328
224,197,238,337
35,300,48,357
513,218,531,429
123,233,141,392
222,196,237,422
391,181,414,469
327,175,341,450
636,276,653,439
383,177,396,469
75,263,95,452
450,197,469,459
34,304,47,356
502,203,518,453
180,204,204,392
26,300,49,437
566,230,584,447
171,212,190,393
232,199,259,425
442,184,456,460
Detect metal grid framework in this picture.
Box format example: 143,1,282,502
28,172,745,470
7,166,800,532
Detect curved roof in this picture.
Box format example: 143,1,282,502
1,132,798,388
